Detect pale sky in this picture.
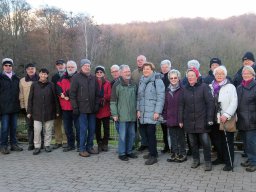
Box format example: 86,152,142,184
27,0,256,24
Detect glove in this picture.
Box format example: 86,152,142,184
73,108,80,116
208,121,213,126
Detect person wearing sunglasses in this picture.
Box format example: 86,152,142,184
0,58,23,154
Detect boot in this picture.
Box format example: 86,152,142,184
205,161,212,171
191,159,200,168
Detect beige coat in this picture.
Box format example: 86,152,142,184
19,77,33,111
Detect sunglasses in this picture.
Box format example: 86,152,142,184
4,64,12,67
170,77,178,80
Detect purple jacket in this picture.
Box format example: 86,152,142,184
163,86,182,127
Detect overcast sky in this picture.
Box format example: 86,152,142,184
26,0,256,24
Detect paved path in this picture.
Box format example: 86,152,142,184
0,144,255,192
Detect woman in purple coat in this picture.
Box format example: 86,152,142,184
163,69,187,163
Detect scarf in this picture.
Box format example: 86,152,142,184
3,71,13,79
212,79,227,96
168,83,180,97
242,78,253,87
25,74,39,82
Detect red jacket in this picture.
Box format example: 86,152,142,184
56,73,74,111
96,78,111,119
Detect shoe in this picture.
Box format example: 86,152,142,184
88,148,99,154
127,153,138,158
161,148,170,154
186,149,192,156
33,148,40,155
176,154,187,163
1,147,10,154
205,162,212,171
119,155,129,161
241,153,248,158
63,146,75,152
45,146,52,152
241,160,251,167
62,143,68,148
246,165,256,172
79,151,90,157
167,153,177,162
53,143,62,149
223,165,233,171
191,160,200,168
212,158,224,165
10,144,23,151
145,156,157,165
102,145,108,152
28,145,34,151
137,145,148,152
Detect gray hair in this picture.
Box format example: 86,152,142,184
137,55,147,62
168,69,181,80
213,66,227,77
110,64,120,71
119,64,130,72
160,59,171,68
242,65,256,77
66,60,77,71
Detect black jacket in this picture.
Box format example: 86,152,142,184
0,73,20,114
237,80,256,131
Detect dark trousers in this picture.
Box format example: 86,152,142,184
169,126,186,155
189,133,211,162
161,123,169,150
95,117,110,146
140,124,157,157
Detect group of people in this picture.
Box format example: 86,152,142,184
0,51,256,173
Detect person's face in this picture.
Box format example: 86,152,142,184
243,59,254,67
3,64,13,73
242,69,254,81
214,69,226,83
169,73,179,85
143,66,153,77
111,68,119,79
26,67,36,76
81,64,91,73
187,71,197,85
137,56,145,68
210,63,220,71
66,64,76,74
161,64,170,74
120,67,131,80
96,70,104,78
39,72,48,81
56,63,66,71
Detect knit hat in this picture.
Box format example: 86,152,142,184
242,66,255,76
80,59,91,67
187,59,200,70
25,63,35,69
56,59,65,65
187,67,200,78
242,52,255,62
2,58,13,66
210,58,221,67
95,65,105,74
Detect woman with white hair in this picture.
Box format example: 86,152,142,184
209,66,237,171
163,69,187,163
237,66,256,172
56,60,80,152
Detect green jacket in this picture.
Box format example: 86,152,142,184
110,77,137,122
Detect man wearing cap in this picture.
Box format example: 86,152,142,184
51,59,68,149
0,58,23,154
19,63,41,150
70,59,100,157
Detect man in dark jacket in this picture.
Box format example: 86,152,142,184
0,58,23,154
51,59,67,149
70,59,100,157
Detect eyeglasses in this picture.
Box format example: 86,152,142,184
170,77,178,80
4,64,12,67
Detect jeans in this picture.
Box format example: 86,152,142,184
169,126,186,155
118,122,135,156
63,111,80,148
189,133,211,162
79,113,96,152
96,117,110,146
1,113,18,147
245,130,256,166
140,124,157,157
139,122,148,147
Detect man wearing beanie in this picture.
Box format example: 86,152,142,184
0,58,23,154
70,58,100,157
51,59,68,149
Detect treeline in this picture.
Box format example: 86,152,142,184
1,0,256,78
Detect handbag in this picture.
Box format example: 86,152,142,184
219,115,237,132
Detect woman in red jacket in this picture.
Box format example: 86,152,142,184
95,66,111,152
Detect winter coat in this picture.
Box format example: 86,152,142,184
27,81,60,122
69,72,100,114
96,78,111,119
233,64,256,87
237,80,256,131
161,72,170,88
163,84,182,127
137,73,165,124
179,79,214,133
0,73,20,114
110,77,137,122
131,68,143,86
